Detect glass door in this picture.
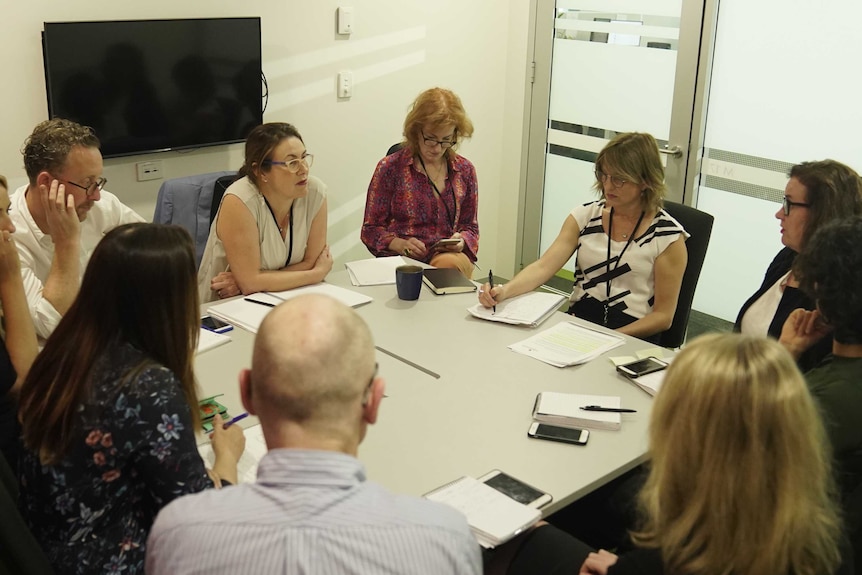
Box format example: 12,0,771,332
521,0,712,279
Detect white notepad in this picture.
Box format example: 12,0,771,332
533,392,623,431
196,328,231,355
467,291,566,327
344,256,408,286
425,476,541,549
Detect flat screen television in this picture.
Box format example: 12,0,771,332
42,17,262,158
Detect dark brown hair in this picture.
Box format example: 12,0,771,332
789,159,862,250
19,223,201,464
238,122,304,187
22,118,100,184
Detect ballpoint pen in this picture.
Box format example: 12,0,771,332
244,297,275,308
580,406,637,413
489,269,496,313
223,412,249,428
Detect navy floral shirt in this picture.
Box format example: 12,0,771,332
19,342,213,575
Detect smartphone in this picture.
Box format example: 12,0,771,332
477,469,553,508
201,315,233,333
434,238,461,247
528,422,589,445
616,356,668,378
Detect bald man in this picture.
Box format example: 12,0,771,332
146,295,481,575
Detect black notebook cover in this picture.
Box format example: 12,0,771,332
422,268,477,295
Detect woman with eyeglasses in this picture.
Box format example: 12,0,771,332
479,132,687,342
198,122,331,303
361,87,478,278
735,160,862,371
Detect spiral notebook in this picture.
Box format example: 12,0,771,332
425,475,541,548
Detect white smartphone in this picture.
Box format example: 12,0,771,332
201,315,233,334
528,422,589,446
434,238,461,247
616,356,668,378
477,469,553,508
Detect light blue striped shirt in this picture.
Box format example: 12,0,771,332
146,449,482,574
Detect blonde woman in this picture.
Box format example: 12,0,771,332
507,333,847,575
479,132,687,342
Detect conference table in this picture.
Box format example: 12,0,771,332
194,267,664,517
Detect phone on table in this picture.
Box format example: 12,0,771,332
528,422,590,446
616,356,668,378
477,469,553,508
201,315,233,334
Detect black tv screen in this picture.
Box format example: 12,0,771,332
42,17,262,158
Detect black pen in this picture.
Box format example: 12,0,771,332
244,297,275,308
489,269,495,314
580,405,637,413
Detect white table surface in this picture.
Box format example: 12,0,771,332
196,268,664,515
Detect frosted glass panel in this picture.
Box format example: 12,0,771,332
549,39,676,137
557,0,681,17
695,0,862,323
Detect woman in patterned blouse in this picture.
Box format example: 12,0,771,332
17,223,245,575
362,87,479,278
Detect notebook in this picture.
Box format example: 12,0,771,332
467,291,566,327
197,424,268,484
422,268,477,295
532,392,623,431
425,475,541,548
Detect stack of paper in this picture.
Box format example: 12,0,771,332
345,256,407,286
198,424,268,483
425,476,541,549
208,283,373,333
533,392,623,431
467,292,566,327
509,321,625,367
196,328,232,355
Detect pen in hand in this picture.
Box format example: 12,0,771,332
489,269,495,314
223,412,249,428
580,406,637,413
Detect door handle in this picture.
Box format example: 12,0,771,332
658,145,683,158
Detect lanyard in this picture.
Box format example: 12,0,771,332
263,198,295,267
417,154,456,230
604,207,645,326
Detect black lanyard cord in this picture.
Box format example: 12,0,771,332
417,154,456,230
604,207,645,326
263,197,295,267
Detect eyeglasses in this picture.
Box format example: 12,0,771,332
264,154,314,173
59,177,107,197
595,169,627,189
362,363,379,407
422,133,456,149
782,196,810,216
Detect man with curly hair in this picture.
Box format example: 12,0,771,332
779,215,862,565
11,118,144,339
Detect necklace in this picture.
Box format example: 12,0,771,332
604,207,646,326
263,198,295,265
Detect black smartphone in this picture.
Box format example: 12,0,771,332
528,422,589,445
201,315,233,334
616,356,668,378
477,469,553,508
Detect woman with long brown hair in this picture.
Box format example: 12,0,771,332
18,223,244,575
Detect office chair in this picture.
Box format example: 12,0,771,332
656,201,714,349
211,174,239,225
386,142,405,156
153,171,236,268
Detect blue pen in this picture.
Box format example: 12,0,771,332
223,412,249,428
489,269,496,314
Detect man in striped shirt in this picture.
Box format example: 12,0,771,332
146,294,481,574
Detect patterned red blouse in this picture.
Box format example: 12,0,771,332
361,147,479,263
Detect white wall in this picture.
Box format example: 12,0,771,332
2,0,532,276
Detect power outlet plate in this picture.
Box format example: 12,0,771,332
136,161,163,182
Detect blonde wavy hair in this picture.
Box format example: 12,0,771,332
632,333,842,575
402,87,474,156
593,132,666,213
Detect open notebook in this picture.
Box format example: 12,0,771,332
467,291,566,327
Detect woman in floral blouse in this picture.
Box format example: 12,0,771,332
17,223,245,575
361,87,479,278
